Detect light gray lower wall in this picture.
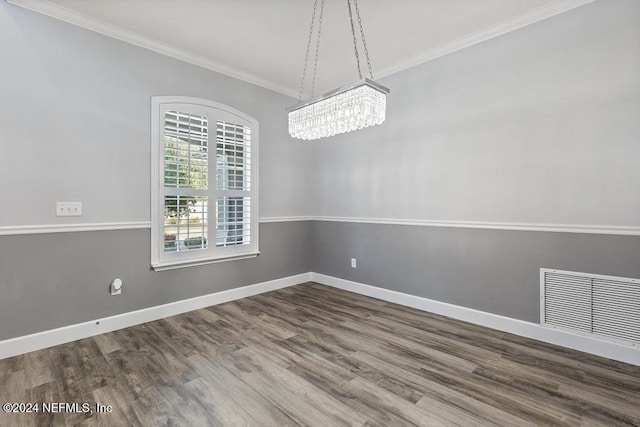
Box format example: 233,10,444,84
0,221,311,340
311,221,640,323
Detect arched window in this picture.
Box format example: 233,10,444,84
151,96,258,270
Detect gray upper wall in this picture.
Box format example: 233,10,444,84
310,0,640,227
0,2,314,226
2,1,638,228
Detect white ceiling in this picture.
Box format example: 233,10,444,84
9,0,593,98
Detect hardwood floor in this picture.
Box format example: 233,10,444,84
1,282,639,426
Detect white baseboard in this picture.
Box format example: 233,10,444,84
3,271,638,366
310,273,640,366
0,272,311,360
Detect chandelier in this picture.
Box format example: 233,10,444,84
288,0,389,140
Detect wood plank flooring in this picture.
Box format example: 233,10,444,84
1,282,639,426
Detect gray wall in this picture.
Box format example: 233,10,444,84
0,3,313,340
311,221,640,323
0,221,311,340
309,0,640,322
310,0,640,226
0,2,314,225
1,0,639,342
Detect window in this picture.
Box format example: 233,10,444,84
151,97,258,270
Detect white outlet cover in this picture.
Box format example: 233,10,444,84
110,278,123,295
56,201,82,216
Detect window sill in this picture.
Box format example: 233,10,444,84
151,251,260,271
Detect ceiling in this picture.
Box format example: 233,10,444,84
9,0,593,98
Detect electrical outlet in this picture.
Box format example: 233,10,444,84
110,278,123,296
56,202,82,216
351,258,357,268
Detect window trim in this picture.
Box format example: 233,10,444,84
150,96,259,271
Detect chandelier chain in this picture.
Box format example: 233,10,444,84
298,0,319,101
353,0,373,79
346,0,363,79
310,0,325,97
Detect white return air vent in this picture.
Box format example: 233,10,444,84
541,269,640,347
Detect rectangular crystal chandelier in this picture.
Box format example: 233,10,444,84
288,78,389,140
288,0,389,141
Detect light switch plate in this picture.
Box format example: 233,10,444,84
56,202,82,216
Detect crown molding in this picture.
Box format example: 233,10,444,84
375,0,595,80
8,0,594,98
6,0,300,98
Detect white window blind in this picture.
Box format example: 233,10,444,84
216,121,252,248
163,111,209,253
151,97,259,270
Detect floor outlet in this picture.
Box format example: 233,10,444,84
110,278,123,295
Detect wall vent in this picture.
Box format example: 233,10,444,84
541,269,640,347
